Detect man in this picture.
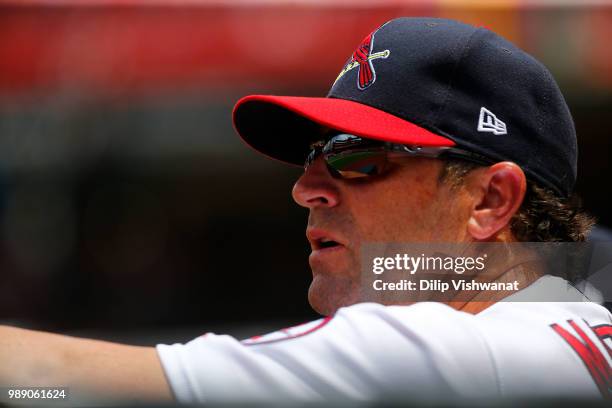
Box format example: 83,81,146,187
0,17,610,404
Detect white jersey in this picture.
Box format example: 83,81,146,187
156,275,612,403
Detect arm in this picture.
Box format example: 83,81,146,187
0,325,173,403
157,303,499,403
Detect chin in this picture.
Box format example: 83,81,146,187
308,274,360,316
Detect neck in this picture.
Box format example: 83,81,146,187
454,264,543,314
451,242,546,314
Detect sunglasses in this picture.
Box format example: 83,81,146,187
305,133,493,179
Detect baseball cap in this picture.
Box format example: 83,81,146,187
232,17,577,197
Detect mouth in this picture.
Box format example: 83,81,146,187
307,228,346,252
317,237,342,250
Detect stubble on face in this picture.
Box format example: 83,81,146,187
307,208,361,315
307,159,470,315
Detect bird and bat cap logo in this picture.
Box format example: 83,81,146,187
334,23,391,90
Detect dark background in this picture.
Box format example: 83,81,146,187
0,1,610,343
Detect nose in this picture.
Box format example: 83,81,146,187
292,157,340,209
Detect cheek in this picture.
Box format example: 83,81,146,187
350,183,439,242
344,163,455,242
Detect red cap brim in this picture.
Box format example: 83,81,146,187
232,95,455,166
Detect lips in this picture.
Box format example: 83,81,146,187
306,228,346,251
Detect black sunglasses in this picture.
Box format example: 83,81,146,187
305,133,493,179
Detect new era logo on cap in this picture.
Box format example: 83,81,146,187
477,107,507,135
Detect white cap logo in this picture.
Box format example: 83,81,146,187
477,107,507,135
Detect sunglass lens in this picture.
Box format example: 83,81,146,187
326,151,388,179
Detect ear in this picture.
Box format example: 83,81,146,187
466,162,527,241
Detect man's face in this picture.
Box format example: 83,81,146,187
292,155,472,315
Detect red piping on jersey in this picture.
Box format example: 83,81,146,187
243,316,333,346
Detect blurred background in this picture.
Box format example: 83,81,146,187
0,0,611,344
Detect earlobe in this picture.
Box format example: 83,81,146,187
466,162,527,241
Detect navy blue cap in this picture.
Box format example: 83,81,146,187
233,17,577,197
